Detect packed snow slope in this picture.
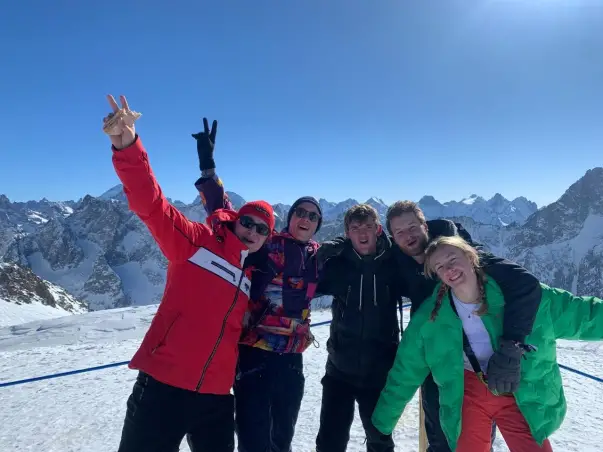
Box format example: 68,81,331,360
0,307,602,451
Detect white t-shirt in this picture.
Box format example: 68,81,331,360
451,292,495,373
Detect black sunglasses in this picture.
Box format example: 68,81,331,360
239,215,270,236
294,207,320,222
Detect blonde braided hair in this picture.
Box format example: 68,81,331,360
424,236,488,321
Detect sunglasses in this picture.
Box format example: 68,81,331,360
294,207,320,222
239,215,270,236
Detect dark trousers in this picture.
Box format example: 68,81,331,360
117,371,235,452
421,373,497,452
234,345,305,452
315,374,395,452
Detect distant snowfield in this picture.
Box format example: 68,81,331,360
0,297,84,328
0,306,602,451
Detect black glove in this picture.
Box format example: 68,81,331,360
316,237,347,266
192,118,218,172
486,339,535,394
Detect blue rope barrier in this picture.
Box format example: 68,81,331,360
1,302,601,388
558,364,603,384
0,360,131,388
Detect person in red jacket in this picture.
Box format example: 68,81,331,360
102,95,275,452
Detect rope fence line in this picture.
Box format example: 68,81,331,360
1,303,602,387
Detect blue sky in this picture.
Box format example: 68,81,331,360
1,0,602,208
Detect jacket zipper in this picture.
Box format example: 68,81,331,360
359,275,364,311
373,275,377,307
195,270,246,392
342,286,351,320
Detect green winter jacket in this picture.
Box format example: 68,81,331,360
371,277,603,450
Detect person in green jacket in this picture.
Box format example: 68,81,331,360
371,235,603,452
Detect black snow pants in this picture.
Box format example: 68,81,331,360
421,373,497,452
117,371,235,452
315,374,395,452
233,345,305,452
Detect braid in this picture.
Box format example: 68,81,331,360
475,268,489,316
430,283,449,321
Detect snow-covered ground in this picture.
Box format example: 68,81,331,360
0,306,602,451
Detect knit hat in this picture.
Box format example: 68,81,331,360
238,201,275,232
287,196,323,233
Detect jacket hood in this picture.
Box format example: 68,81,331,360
206,208,239,230
426,219,458,240
206,208,251,255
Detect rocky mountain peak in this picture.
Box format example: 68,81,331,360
520,167,603,247
0,262,87,312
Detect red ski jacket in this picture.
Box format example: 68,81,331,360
112,136,252,395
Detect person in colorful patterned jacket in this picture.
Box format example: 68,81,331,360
372,235,603,452
191,118,322,452
103,97,274,452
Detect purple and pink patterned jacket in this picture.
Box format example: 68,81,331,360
196,174,320,354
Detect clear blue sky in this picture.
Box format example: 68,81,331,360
1,0,602,208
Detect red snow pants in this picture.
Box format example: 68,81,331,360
457,370,553,452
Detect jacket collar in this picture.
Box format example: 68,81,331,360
341,233,392,264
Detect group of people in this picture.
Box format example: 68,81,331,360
103,95,603,452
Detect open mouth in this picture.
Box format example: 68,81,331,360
359,238,369,245
406,238,417,248
449,272,462,282
298,225,309,231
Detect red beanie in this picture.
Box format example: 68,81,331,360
238,201,275,232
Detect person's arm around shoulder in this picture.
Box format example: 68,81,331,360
105,95,209,262
480,252,542,342
314,237,348,296
191,118,235,214
480,253,542,394
371,316,430,435
546,285,603,341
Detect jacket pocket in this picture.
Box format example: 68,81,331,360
150,311,181,354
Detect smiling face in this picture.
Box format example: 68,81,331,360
428,244,477,291
288,202,320,242
389,212,429,257
234,215,270,253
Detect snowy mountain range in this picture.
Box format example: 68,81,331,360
1,167,602,314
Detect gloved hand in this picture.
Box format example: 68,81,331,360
316,237,347,266
486,339,532,394
192,118,218,172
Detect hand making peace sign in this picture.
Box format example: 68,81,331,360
103,95,138,150
192,117,218,172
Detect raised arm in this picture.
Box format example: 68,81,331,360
191,117,234,215
105,95,209,262
195,175,234,214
